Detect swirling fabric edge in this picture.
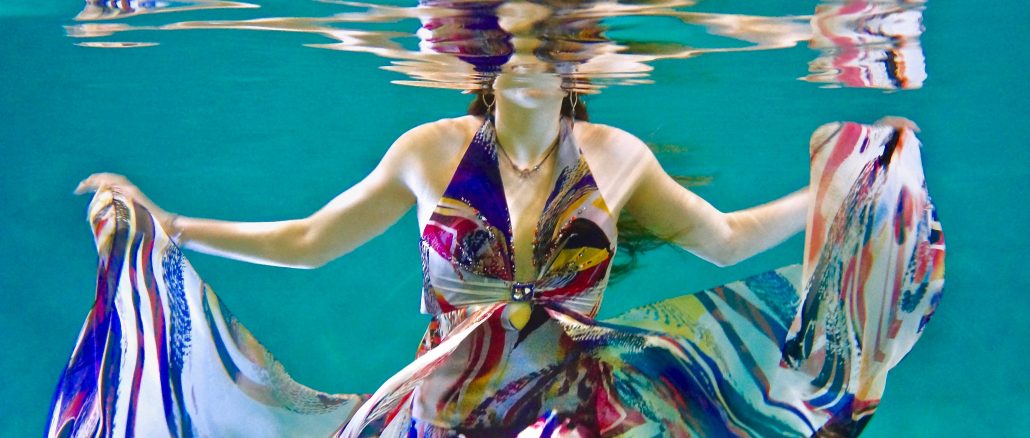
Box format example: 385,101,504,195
45,191,364,437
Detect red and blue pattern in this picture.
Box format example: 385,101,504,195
47,119,944,437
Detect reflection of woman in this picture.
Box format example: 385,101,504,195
57,69,943,437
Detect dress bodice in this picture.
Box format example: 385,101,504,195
419,116,616,319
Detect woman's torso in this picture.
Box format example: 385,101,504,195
410,115,625,428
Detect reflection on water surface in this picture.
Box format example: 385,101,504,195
77,0,257,20
67,0,926,91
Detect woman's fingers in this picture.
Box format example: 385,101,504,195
75,173,132,195
875,116,920,133
74,174,170,223
74,174,99,195
75,174,102,195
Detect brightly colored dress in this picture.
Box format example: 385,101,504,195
47,118,944,437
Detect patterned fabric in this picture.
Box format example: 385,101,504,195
411,116,616,430
46,191,363,438
419,116,614,317
47,120,944,437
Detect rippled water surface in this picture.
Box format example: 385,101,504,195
64,0,927,91
1,0,1027,436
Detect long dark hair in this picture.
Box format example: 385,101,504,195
467,92,707,281
608,175,710,281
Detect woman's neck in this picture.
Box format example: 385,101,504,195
493,98,562,164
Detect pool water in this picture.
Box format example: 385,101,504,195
1,0,1027,436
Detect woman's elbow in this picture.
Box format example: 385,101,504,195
271,219,334,269
707,213,762,267
706,248,746,268
707,257,734,268
677,245,741,268
296,260,328,270
676,228,746,268
288,253,330,270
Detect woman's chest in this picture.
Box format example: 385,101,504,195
416,167,564,282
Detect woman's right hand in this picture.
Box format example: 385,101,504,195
66,119,433,268
75,173,175,232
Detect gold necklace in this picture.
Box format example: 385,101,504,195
496,136,559,178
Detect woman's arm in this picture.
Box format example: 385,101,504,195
75,124,439,269
171,157,414,268
621,133,810,268
620,116,917,267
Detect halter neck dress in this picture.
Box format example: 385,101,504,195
412,115,617,431
48,120,945,438
419,115,615,319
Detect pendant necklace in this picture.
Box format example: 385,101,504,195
496,136,559,178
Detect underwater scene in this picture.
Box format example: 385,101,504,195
1,0,1027,436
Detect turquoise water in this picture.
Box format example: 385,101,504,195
2,0,1027,436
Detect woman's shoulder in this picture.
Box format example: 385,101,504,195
573,121,655,168
572,121,657,211
379,115,482,195
389,115,482,159
573,121,650,153
383,114,482,163
412,114,482,136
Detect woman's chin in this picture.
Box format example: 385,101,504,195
500,90,563,109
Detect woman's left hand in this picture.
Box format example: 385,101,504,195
875,116,920,132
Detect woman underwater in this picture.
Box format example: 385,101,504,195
49,2,944,437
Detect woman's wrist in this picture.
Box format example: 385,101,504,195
162,213,185,244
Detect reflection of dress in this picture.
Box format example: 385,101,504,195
47,118,944,437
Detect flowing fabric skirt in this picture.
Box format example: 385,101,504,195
47,122,944,437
